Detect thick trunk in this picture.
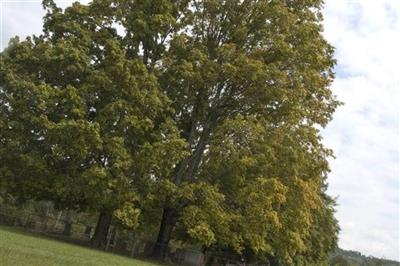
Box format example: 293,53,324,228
173,113,216,184
151,208,176,260
152,115,216,260
91,210,112,248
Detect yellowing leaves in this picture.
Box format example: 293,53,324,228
114,202,140,230
187,223,216,247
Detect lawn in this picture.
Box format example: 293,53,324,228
0,226,159,266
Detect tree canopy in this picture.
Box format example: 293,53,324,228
0,1,187,245
0,0,340,264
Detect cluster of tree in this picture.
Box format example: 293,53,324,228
0,0,341,264
329,249,400,266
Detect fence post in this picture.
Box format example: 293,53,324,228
52,210,62,232
105,226,116,251
24,214,31,228
130,232,138,257
112,231,118,252
62,210,73,236
83,225,92,239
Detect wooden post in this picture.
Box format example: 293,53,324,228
53,210,62,232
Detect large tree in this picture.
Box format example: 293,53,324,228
147,0,340,260
0,1,186,247
0,0,340,263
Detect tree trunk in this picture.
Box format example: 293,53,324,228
151,115,216,260
91,210,112,248
151,208,176,260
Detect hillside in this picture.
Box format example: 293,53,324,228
330,249,399,266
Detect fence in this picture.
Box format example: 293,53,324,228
0,207,256,266
0,207,94,244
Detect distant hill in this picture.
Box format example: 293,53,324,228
329,249,399,266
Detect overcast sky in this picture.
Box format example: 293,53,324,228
1,0,399,261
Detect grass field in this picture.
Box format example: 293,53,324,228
0,226,159,266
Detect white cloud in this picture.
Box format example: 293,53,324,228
323,0,400,261
1,2,43,50
1,0,89,50
1,0,399,261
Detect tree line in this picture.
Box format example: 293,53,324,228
0,0,340,265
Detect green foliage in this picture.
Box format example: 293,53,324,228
151,2,340,261
1,0,341,263
114,202,141,229
0,0,186,220
199,116,338,264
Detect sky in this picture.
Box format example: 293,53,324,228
1,0,399,261
322,0,399,260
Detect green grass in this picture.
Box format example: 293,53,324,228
0,226,159,266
